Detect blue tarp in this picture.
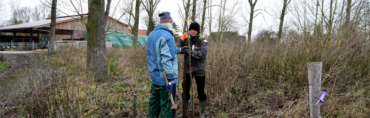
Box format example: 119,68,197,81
85,31,147,48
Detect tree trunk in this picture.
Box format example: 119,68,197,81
335,0,346,47
191,0,197,21
147,12,154,35
327,0,336,51
304,0,308,41
345,0,352,28
247,0,257,43
313,0,319,43
146,0,156,35
200,0,207,34
327,0,335,42
219,0,227,42
48,0,57,55
216,0,224,43
133,0,140,48
320,0,324,44
142,0,161,35
277,0,290,43
183,0,192,33
343,0,352,39
207,0,212,40
86,0,111,81
128,0,135,28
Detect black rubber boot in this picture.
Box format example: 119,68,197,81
199,100,206,118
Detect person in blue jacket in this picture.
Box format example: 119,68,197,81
146,11,187,118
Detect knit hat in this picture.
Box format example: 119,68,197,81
189,22,200,34
159,12,173,23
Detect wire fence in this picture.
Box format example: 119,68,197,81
0,41,46,50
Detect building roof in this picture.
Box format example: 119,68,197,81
0,14,128,34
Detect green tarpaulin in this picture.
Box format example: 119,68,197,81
85,31,147,48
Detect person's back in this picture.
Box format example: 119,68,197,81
146,24,179,86
146,11,186,118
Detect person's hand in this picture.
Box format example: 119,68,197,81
166,81,174,92
180,32,188,41
180,46,189,54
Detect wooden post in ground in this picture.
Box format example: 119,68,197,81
182,57,188,118
308,62,322,118
133,94,137,117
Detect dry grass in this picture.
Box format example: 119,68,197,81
1,37,370,117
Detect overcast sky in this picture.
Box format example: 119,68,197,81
1,0,289,37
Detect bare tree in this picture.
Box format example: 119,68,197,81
216,0,226,42
86,0,112,81
59,0,123,32
326,0,337,43
362,0,370,41
179,0,192,33
247,0,258,43
313,0,319,43
207,0,212,39
48,0,57,55
277,0,292,43
1,1,52,26
345,0,352,29
344,0,366,40
215,0,241,42
6,2,32,26
32,4,51,21
200,0,207,34
319,0,325,44
191,0,197,21
40,0,87,26
142,0,161,35
122,0,135,29
132,0,140,48
142,13,159,29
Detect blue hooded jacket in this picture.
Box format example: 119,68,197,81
146,24,180,86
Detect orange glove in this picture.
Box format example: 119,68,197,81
180,32,188,41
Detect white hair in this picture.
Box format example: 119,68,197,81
160,22,175,32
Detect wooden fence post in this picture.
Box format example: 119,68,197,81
133,94,137,117
308,62,322,118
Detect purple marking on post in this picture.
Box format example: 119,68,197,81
318,91,327,104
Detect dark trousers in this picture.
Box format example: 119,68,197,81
182,74,207,101
148,84,176,118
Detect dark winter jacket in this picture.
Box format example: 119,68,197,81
181,34,208,74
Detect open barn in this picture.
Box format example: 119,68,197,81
0,14,129,50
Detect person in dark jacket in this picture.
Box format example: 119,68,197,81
178,22,208,118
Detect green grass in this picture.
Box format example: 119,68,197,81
0,63,7,72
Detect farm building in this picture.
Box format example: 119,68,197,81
0,14,130,50
128,29,148,36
